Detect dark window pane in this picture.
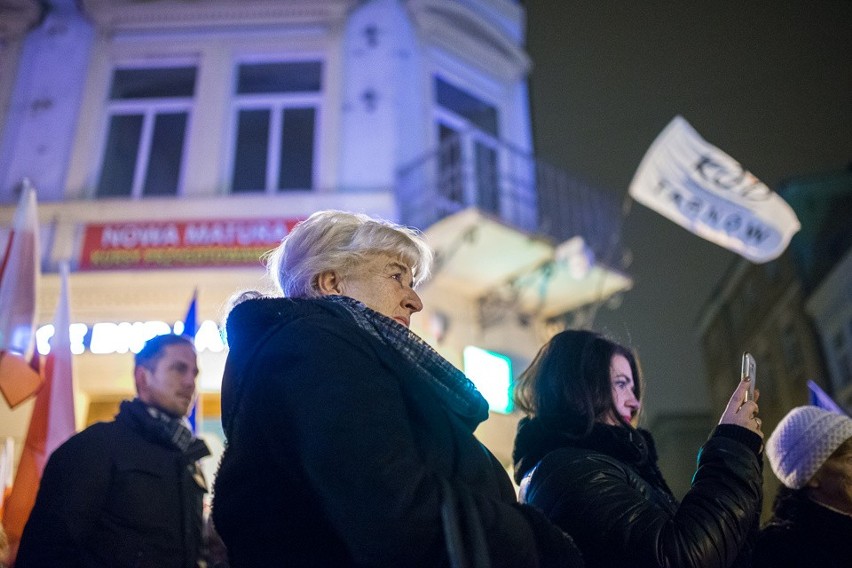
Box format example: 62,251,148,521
96,114,143,197
475,142,499,214
438,124,463,203
232,110,270,193
278,108,314,191
237,62,322,94
435,77,498,137
143,112,187,196
110,67,197,99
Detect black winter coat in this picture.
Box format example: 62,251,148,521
212,297,582,567
513,419,762,568
754,487,852,568
17,399,210,568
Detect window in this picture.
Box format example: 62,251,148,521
230,61,321,193
96,66,196,198
433,76,500,216
435,78,498,137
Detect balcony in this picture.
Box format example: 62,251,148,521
395,132,632,322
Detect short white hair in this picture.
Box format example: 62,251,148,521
267,210,433,298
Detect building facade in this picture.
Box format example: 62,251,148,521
0,0,631,470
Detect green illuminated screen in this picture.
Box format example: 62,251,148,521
463,346,513,414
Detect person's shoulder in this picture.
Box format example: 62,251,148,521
45,420,119,465
524,445,635,521
541,444,626,468
228,296,364,347
759,519,798,538
754,521,806,567
533,445,630,489
55,419,113,444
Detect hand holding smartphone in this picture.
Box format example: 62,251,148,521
719,352,762,437
741,352,756,402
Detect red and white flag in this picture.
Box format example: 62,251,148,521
0,437,13,518
0,181,42,407
0,181,40,355
2,261,77,559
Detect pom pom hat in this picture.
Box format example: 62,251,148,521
766,405,852,489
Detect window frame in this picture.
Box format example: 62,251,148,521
226,59,323,194
432,75,502,214
93,62,197,199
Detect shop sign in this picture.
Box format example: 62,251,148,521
36,320,226,355
79,217,303,270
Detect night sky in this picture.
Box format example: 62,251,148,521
523,1,852,420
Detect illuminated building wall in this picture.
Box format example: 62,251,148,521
0,0,630,471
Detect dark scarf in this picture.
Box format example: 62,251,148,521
326,295,489,429
122,398,209,461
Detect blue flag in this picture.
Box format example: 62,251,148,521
807,380,847,415
182,289,200,433
182,289,198,339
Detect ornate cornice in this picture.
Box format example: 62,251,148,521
407,0,531,79
80,0,356,33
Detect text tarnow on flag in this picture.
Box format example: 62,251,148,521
629,116,800,263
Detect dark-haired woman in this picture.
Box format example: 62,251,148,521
512,329,763,568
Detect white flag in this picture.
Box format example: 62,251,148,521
629,116,800,263
0,181,40,354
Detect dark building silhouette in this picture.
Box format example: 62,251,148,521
697,164,852,519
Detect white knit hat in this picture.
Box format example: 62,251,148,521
766,405,852,489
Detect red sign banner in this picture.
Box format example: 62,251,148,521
79,218,303,270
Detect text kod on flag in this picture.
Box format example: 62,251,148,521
629,116,800,263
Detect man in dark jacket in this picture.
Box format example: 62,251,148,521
16,334,211,568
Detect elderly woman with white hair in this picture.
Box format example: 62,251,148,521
212,211,583,567
755,405,852,567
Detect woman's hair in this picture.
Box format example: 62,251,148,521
514,329,642,436
267,210,433,298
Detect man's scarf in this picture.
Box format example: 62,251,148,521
123,398,199,454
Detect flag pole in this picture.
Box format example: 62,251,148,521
182,289,201,434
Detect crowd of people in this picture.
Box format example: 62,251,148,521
6,210,849,567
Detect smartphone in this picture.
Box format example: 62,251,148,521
741,352,756,402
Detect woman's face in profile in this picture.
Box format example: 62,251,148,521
602,354,640,426
809,437,852,515
339,252,424,328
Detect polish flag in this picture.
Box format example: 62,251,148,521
0,181,42,408
2,261,77,559
0,437,13,518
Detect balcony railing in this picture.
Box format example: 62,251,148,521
395,132,625,270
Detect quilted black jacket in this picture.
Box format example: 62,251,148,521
513,419,762,568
